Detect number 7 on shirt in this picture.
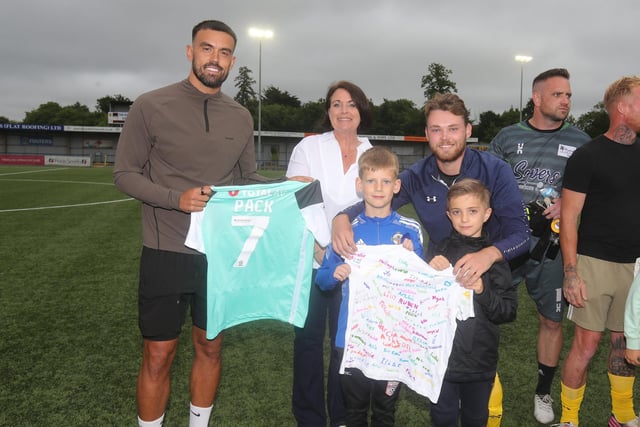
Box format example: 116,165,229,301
231,215,270,268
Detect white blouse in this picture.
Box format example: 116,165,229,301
286,130,372,238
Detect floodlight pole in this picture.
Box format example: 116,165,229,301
249,28,273,167
515,55,533,122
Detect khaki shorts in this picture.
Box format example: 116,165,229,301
567,255,634,332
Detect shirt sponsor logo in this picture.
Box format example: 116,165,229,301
557,144,577,158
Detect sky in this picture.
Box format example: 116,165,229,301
1,0,638,125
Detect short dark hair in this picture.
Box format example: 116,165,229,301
358,146,399,178
532,68,570,90
446,178,491,210
423,93,470,125
192,20,237,48
322,81,373,132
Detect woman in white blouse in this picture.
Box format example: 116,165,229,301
287,80,374,427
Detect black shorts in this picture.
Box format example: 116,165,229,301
138,246,208,341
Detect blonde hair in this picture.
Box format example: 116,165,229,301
603,76,640,114
358,146,399,178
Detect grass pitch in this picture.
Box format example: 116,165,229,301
0,165,631,426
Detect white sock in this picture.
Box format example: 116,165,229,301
138,413,164,427
189,402,213,427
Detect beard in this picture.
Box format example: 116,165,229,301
541,106,569,123
432,141,466,163
192,61,228,89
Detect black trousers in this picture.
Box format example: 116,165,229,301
429,377,494,427
292,277,345,427
340,366,401,427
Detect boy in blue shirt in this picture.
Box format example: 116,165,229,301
315,146,423,426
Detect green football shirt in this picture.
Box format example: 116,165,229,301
186,180,329,339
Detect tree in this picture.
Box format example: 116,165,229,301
474,110,502,143
0,116,10,124
522,98,534,121
57,102,102,125
262,85,301,108
297,99,326,133
371,99,423,136
233,66,257,108
474,107,520,143
261,104,301,131
23,101,102,125
576,102,609,137
95,94,132,114
23,102,64,124
421,62,458,100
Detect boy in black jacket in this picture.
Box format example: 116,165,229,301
428,178,518,427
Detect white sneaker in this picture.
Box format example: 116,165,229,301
609,413,640,427
626,416,640,427
534,393,555,424
550,423,576,427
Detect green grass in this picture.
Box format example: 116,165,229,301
0,166,633,426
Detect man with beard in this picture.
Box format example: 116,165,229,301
332,93,529,288
488,68,589,425
114,20,270,427
330,93,529,426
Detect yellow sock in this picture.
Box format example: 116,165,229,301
609,372,636,423
560,381,585,426
487,372,503,427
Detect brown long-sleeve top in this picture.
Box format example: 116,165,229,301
114,79,269,254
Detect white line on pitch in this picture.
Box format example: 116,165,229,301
0,198,135,213
0,167,69,176
0,178,114,186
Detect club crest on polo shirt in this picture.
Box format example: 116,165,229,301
392,232,405,245
557,144,577,158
